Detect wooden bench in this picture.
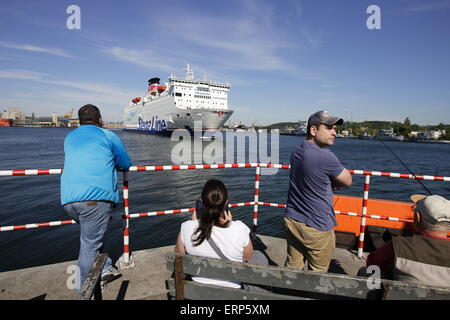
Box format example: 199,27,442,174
78,253,108,300
165,252,450,300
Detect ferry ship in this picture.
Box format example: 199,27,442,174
0,118,13,127
123,65,233,135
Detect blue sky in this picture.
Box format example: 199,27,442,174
0,0,449,125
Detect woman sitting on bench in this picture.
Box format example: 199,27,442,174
175,179,267,289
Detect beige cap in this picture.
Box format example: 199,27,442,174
411,194,450,226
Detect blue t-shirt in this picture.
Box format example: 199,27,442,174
285,141,344,231
60,125,132,205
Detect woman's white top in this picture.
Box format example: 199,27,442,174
180,219,250,288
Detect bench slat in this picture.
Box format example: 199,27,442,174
79,253,108,300
382,282,450,300
166,253,380,300
166,279,310,300
166,253,450,300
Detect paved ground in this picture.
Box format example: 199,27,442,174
0,235,367,300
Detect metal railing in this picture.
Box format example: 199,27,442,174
1,163,449,261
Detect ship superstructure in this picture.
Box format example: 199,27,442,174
123,65,233,134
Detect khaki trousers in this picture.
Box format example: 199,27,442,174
284,217,335,272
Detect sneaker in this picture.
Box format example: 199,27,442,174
90,281,107,299
100,280,107,294
101,266,121,283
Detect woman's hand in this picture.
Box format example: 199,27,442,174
219,210,232,225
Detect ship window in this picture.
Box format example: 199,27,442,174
175,92,182,97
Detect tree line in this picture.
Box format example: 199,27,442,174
259,118,450,139
343,118,450,139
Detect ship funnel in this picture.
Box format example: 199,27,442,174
148,77,161,85
148,77,161,95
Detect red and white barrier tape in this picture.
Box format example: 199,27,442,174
1,163,449,264
0,219,76,232
0,169,62,176
349,169,450,181
126,208,194,219
358,175,371,258
334,211,413,223
0,205,414,232
1,165,449,181
253,166,261,232
122,172,130,264
128,163,290,172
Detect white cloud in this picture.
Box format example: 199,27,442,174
0,41,77,59
0,69,49,81
301,29,324,48
0,69,138,120
104,47,179,73
405,0,450,12
101,0,321,79
158,14,295,73
0,69,129,96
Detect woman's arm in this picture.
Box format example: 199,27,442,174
174,232,186,254
242,238,254,262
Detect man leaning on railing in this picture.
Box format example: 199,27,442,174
60,104,132,293
284,111,352,272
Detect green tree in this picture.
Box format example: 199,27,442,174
404,117,411,126
397,117,412,137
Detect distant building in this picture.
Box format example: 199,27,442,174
1,107,26,120
427,130,445,140
414,130,446,140
52,113,59,126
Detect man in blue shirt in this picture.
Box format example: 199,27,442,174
61,104,132,292
285,111,352,272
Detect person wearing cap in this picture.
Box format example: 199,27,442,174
364,194,450,288
284,110,352,272
60,104,132,293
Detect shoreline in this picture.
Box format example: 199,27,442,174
280,133,450,144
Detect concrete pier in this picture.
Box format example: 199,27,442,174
0,235,367,300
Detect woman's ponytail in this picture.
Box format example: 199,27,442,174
192,180,228,246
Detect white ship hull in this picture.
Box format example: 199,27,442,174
373,135,404,142
123,99,233,135
123,65,233,135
